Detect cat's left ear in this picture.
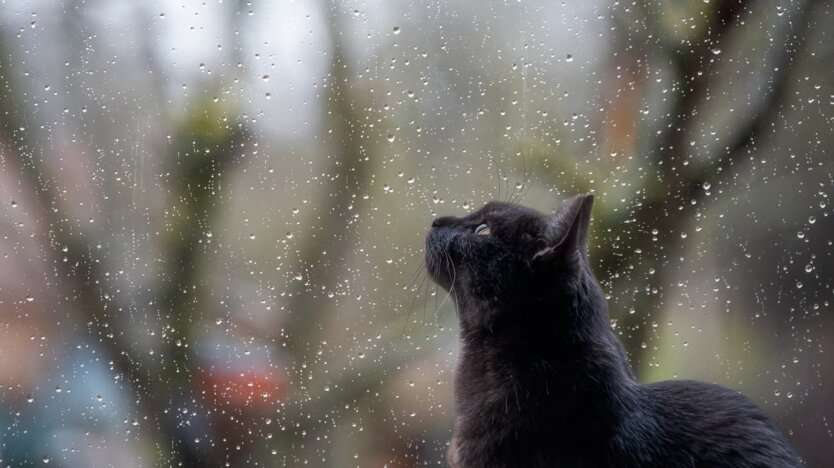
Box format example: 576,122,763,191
532,194,594,266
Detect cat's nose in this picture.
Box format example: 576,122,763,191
431,216,455,228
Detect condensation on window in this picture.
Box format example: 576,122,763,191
0,0,830,466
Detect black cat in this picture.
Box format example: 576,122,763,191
425,195,802,468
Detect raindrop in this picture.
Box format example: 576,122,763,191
392,26,400,34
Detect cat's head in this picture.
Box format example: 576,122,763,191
424,194,595,330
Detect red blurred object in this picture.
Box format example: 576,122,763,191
202,367,288,408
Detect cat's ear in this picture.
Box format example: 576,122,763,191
532,194,594,266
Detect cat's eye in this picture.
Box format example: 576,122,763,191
475,224,491,236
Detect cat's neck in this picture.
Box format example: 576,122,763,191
456,270,638,418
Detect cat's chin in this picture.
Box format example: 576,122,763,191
424,229,459,292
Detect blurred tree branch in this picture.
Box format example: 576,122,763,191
595,0,821,368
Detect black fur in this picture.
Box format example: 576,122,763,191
425,195,802,468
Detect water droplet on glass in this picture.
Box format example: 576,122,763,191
392,26,400,34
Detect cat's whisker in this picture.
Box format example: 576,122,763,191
423,276,433,325
435,249,458,320
402,256,428,291
401,266,429,336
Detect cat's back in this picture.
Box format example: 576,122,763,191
633,379,803,467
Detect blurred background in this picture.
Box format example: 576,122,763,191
0,0,831,466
